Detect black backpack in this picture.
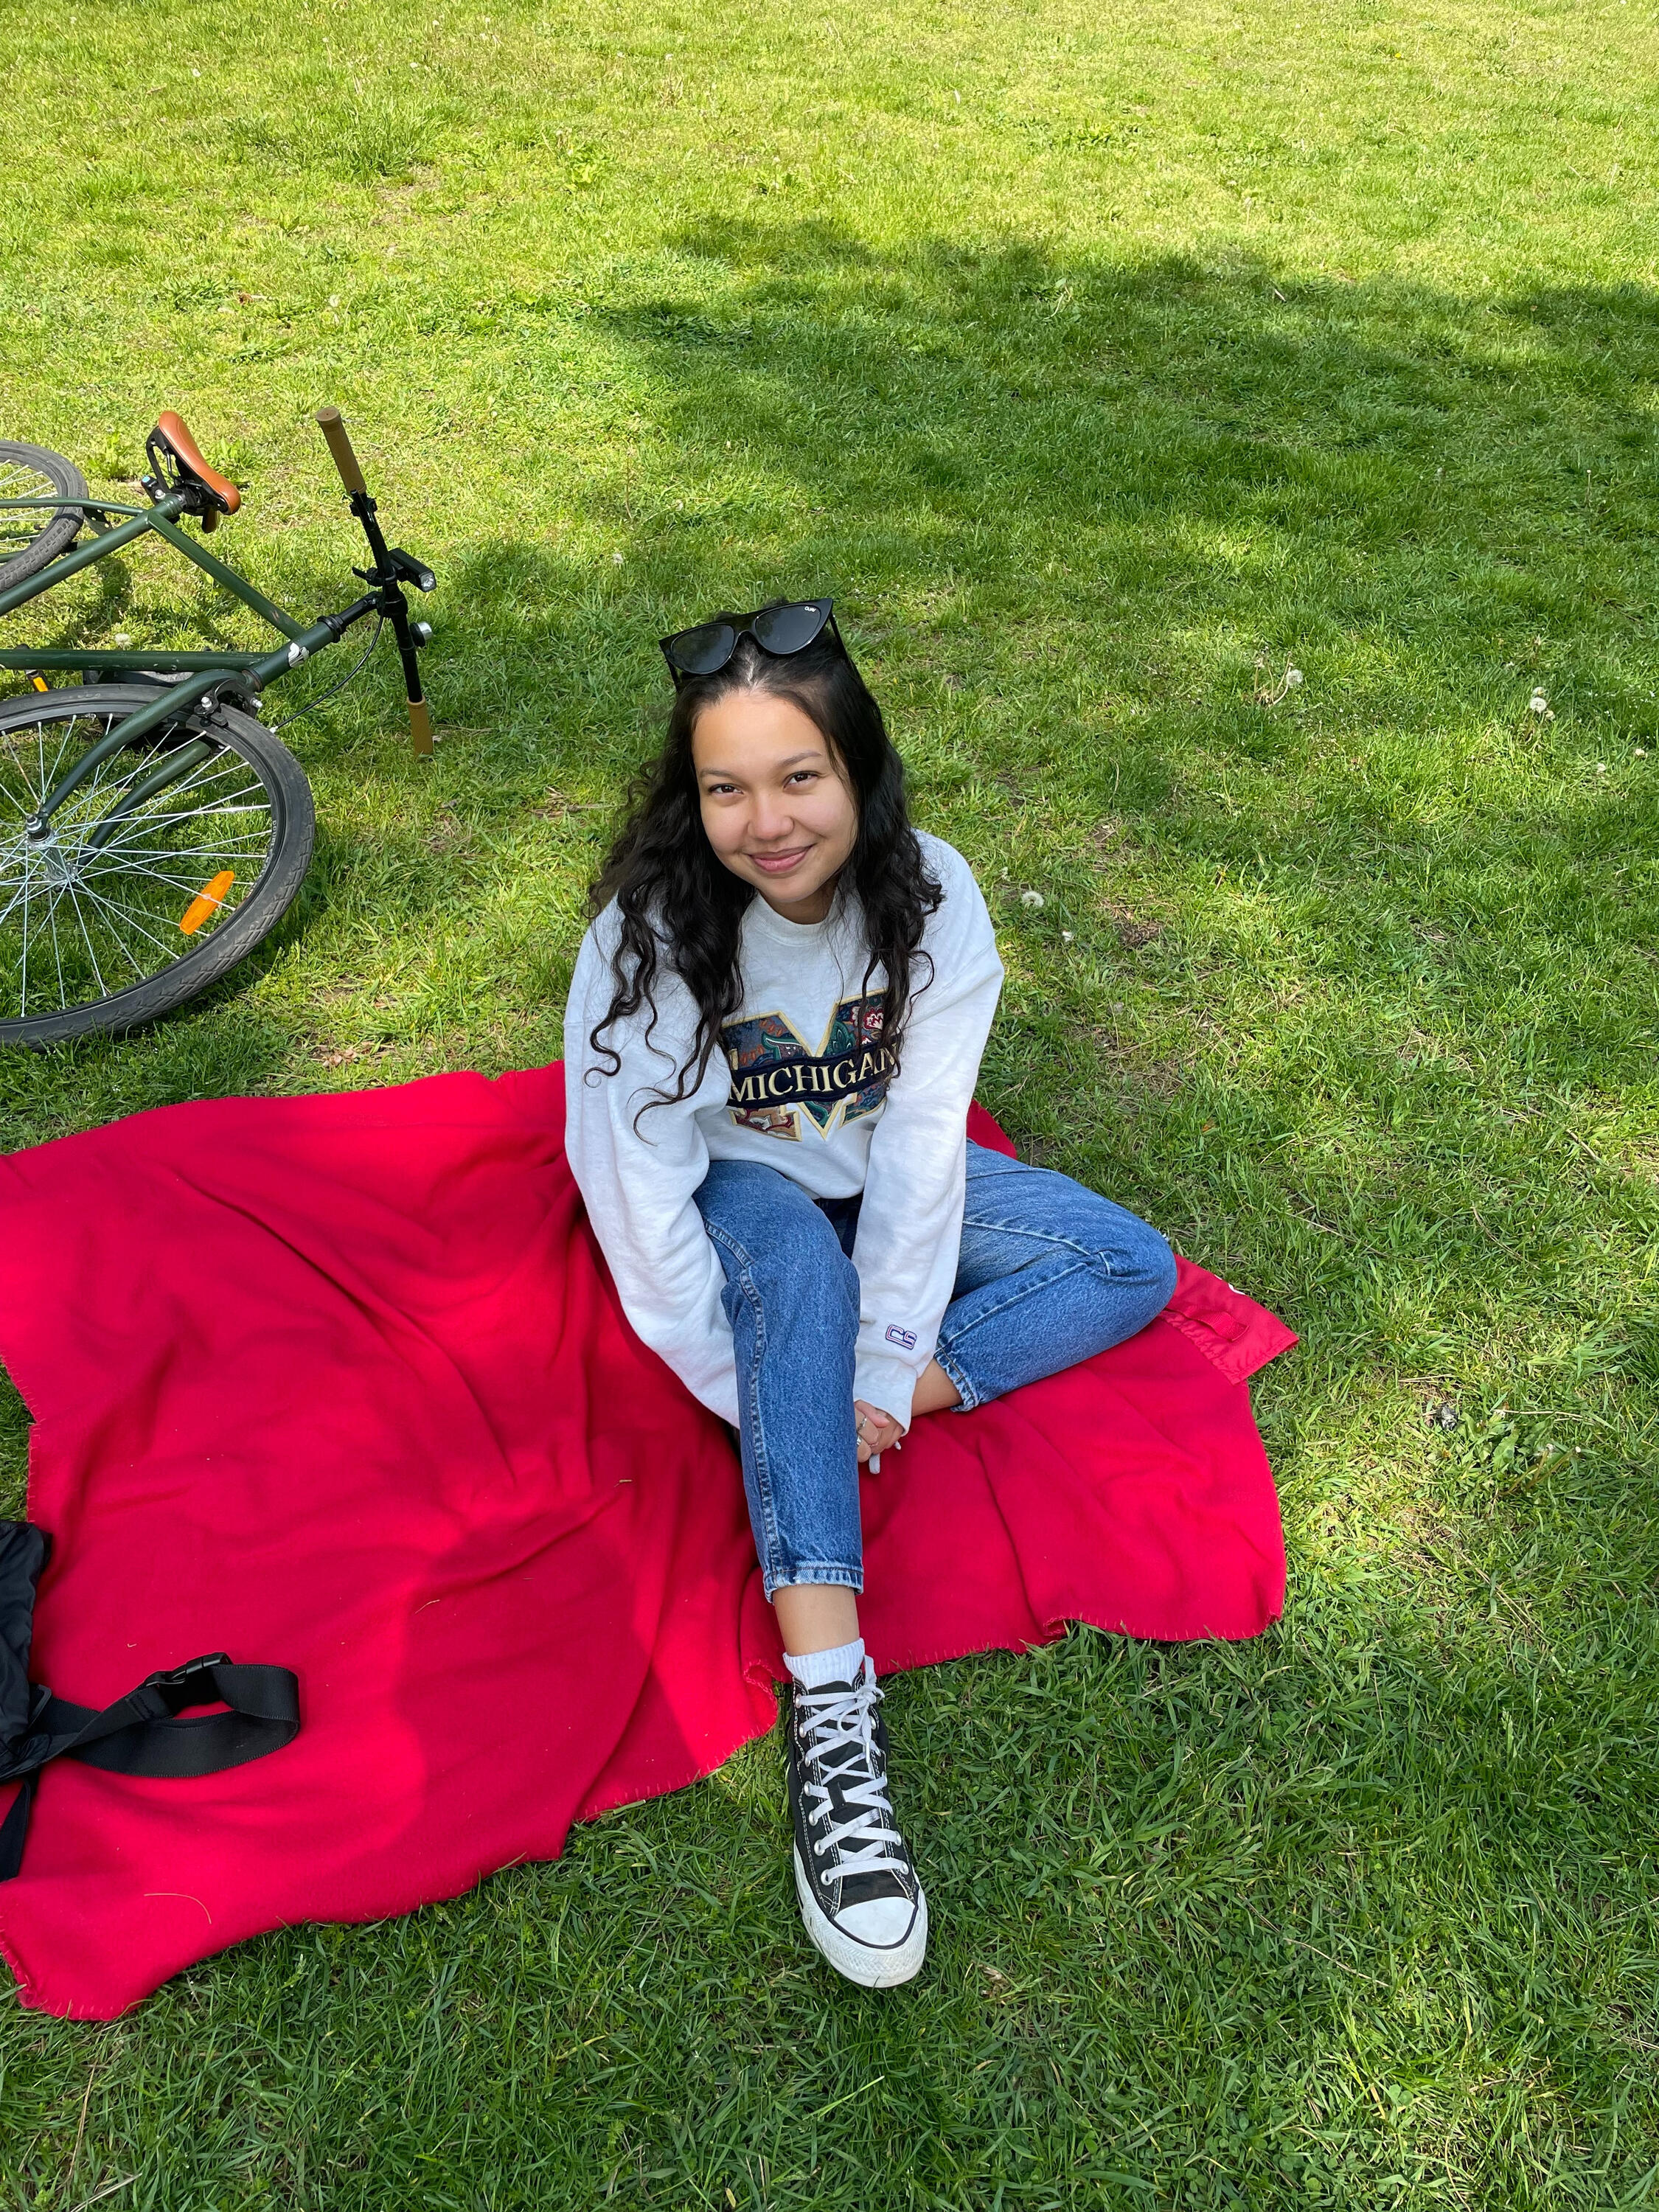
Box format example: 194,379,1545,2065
0,1519,299,1880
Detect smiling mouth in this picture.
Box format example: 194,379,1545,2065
748,846,814,874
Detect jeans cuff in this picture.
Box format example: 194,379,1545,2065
933,1346,984,1413
765,1563,864,1601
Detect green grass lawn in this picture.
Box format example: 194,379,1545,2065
2,0,1658,2202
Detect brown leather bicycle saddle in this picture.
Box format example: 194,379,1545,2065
148,412,241,517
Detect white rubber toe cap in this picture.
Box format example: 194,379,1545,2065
793,1848,928,1988
838,1894,919,1947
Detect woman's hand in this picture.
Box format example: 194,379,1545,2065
854,1400,905,1467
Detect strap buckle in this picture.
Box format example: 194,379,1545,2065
140,1652,230,1711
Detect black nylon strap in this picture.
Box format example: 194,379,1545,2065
0,1773,38,1883
0,1655,300,1881
42,1660,299,1778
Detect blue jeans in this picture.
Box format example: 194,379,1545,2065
694,1141,1178,1599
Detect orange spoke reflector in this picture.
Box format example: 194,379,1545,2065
179,869,235,936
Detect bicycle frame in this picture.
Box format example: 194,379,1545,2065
0,437,434,834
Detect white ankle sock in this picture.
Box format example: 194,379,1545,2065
785,1637,866,1691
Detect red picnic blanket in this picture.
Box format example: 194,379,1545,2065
0,1066,1293,2018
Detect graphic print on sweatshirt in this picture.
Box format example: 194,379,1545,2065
720,991,893,1141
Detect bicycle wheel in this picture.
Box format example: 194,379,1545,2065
0,441,88,586
0,684,315,1045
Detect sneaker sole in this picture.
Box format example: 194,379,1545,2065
792,1846,928,1989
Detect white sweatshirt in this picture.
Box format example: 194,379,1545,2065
563,832,1004,1429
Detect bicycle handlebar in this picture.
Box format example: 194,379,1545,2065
315,404,435,757
315,406,367,496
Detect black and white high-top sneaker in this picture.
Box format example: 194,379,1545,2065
785,1658,928,1987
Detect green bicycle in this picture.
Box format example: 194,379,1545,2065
0,408,437,1046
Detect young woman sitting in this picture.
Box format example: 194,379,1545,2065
563,599,1177,1989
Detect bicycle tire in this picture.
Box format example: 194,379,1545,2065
0,441,88,586
0,684,315,1046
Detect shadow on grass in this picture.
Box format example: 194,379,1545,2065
435,228,1659,995
427,227,1658,1222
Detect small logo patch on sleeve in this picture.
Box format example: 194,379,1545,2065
885,1324,917,1350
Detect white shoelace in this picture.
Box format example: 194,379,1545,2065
796,1676,910,1879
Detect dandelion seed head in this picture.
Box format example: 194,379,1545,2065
1020,889,1045,909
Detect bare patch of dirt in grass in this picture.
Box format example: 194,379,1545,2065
426,805,474,853
533,785,605,823
1091,1027,1189,1101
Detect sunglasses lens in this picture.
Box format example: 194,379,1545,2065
668,620,737,675
752,601,828,655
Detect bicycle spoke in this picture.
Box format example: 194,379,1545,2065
86,816,271,860
102,758,268,822
64,883,155,981
67,862,182,942
69,874,181,964
77,856,256,911
0,747,35,818
63,879,111,999
80,776,268,844
0,455,77,574
0,693,299,1029
82,833,271,888
46,881,66,1013
0,873,32,932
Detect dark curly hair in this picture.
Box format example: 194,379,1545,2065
588,616,942,1115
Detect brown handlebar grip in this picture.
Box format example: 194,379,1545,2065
316,406,367,495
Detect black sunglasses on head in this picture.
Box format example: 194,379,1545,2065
659,598,842,686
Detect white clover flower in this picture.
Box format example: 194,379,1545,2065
612,551,624,565
1020,889,1044,909
1529,690,1548,714
1635,747,1648,757
114,632,133,647
1061,929,1074,944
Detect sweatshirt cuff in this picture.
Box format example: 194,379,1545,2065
853,1350,919,1431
